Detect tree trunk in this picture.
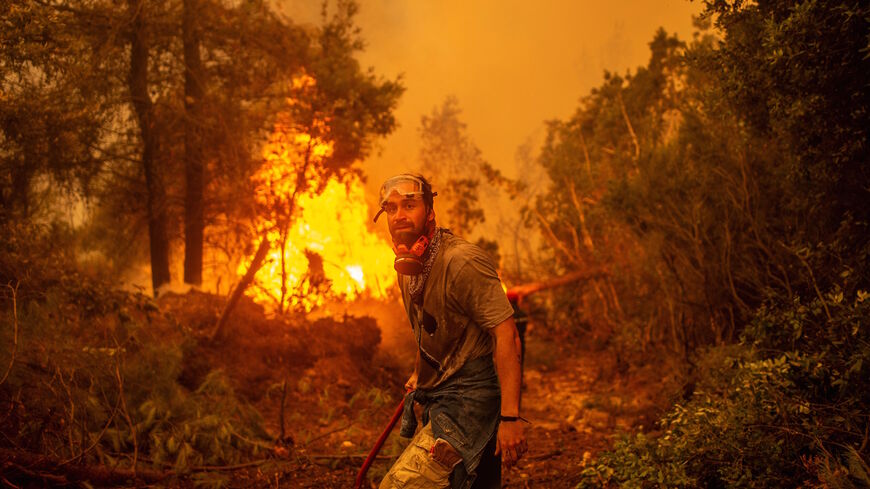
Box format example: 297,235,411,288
128,0,170,296
209,236,271,342
183,0,205,286
210,155,309,341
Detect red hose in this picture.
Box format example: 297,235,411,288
354,397,406,489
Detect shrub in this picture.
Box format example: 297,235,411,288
0,229,271,475
577,290,870,488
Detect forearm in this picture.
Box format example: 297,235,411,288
492,320,522,416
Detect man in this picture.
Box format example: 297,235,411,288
373,174,527,488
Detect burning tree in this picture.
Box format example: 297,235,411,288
212,5,403,337
247,76,336,314
242,78,397,314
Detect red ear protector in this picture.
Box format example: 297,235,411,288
393,217,436,275
393,234,430,275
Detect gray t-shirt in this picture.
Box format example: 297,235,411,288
400,230,514,389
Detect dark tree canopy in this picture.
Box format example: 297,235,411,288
0,0,402,295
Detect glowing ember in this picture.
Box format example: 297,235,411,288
240,109,396,312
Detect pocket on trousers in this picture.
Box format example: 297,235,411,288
388,439,452,489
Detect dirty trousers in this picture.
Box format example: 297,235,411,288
379,422,461,489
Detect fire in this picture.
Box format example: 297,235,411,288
240,99,396,312
249,178,396,312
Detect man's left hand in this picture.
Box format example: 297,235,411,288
495,420,527,468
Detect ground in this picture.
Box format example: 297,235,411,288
196,309,678,489
2,289,677,488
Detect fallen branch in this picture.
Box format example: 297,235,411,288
211,148,316,342
303,421,355,447
509,269,608,298
529,448,563,461
135,454,272,472
0,447,169,485
310,453,393,460
209,236,271,342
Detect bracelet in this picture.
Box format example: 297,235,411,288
499,415,530,423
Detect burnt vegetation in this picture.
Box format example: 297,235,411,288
1,0,869,488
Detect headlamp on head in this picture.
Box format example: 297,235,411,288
372,174,436,222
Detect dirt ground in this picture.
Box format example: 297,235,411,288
206,322,677,488
80,292,676,488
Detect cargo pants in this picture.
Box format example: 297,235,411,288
379,422,462,489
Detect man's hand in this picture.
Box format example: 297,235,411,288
495,420,527,468
404,371,418,392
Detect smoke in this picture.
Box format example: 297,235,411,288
275,1,702,182
347,1,702,185
269,0,704,344
276,0,702,270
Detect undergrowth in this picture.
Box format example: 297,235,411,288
577,289,870,488
0,223,272,480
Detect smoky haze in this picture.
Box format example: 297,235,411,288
279,1,702,185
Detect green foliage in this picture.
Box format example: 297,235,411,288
1,0,403,289
703,0,870,235
348,386,389,410
0,230,271,473
0,1,116,222
557,3,870,485
577,291,870,488
534,0,869,358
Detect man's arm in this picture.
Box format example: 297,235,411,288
489,317,527,468
405,348,421,392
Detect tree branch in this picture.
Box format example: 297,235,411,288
617,90,640,165
535,210,581,267
0,448,168,485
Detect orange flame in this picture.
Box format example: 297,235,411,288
240,104,396,312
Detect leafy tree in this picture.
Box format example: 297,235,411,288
0,1,117,222
2,0,401,301
418,96,488,237
558,2,870,486
705,1,869,215
699,0,870,289
531,29,693,348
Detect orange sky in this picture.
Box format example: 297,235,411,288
278,0,703,194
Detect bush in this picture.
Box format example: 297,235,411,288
577,290,870,488
0,228,271,475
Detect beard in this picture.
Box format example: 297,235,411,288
391,227,422,248
389,211,432,248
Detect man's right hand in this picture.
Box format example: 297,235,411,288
404,371,418,392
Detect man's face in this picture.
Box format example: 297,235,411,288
383,192,429,246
